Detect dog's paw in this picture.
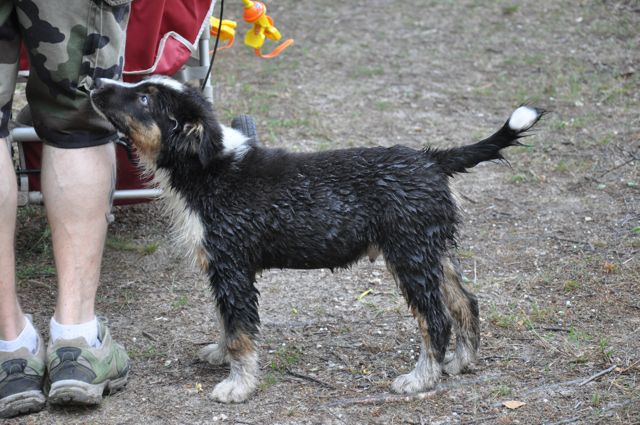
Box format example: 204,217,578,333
442,345,475,376
391,371,437,394
198,343,230,365
209,376,256,403
442,353,464,376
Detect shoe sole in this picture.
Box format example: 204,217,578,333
48,372,129,406
0,390,46,418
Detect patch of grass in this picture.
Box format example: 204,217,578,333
374,101,392,111
266,117,311,130
106,237,158,256
16,264,56,280
598,134,612,146
554,159,593,174
555,160,570,173
260,372,279,391
591,391,603,408
563,279,580,292
118,288,138,306
568,326,592,347
501,5,518,15
509,174,528,184
489,305,518,329
312,140,334,151
270,346,301,372
455,249,475,259
522,53,545,66
528,303,553,323
519,303,553,330
492,385,513,398
15,210,52,255
172,295,189,309
598,337,614,363
508,169,545,185
128,345,163,360
348,66,385,79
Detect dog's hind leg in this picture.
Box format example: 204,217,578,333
385,253,452,393
441,256,480,375
206,271,261,403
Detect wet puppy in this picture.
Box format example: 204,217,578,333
90,76,542,403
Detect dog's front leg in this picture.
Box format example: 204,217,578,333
198,308,231,365
207,270,261,403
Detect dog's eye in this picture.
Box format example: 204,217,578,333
139,95,149,106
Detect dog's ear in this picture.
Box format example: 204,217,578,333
181,120,221,168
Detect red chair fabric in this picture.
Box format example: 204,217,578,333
124,0,213,81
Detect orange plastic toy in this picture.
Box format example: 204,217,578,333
241,0,294,58
209,16,237,51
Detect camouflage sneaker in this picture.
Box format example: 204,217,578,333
0,326,46,418
46,319,129,405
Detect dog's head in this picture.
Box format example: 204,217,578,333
90,76,223,170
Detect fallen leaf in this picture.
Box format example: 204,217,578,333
603,262,618,274
503,400,526,409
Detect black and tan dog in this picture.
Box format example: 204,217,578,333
90,76,542,403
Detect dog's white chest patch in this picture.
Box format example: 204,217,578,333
154,170,207,269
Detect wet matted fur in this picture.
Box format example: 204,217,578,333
90,76,543,403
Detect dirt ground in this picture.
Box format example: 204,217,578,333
7,0,639,424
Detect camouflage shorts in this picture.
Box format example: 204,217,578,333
0,0,131,148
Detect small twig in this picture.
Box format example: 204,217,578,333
325,389,441,408
578,364,617,386
598,157,636,178
618,359,640,374
141,330,158,341
541,327,571,333
459,193,478,204
528,326,575,357
548,235,594,250
285,367,336,389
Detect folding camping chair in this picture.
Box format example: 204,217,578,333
8,0,240,206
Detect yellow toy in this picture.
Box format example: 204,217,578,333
209,16,237,51
208,1,293,59
241,0,294,58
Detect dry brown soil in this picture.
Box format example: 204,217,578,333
7,0,639,424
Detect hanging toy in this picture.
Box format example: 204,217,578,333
241,0,294,59
209,16,237,51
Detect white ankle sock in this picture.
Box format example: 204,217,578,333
0,316,39,354
50,316,100,348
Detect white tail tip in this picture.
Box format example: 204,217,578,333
508,106,539,131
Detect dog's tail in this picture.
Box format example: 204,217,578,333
431,106,543,176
